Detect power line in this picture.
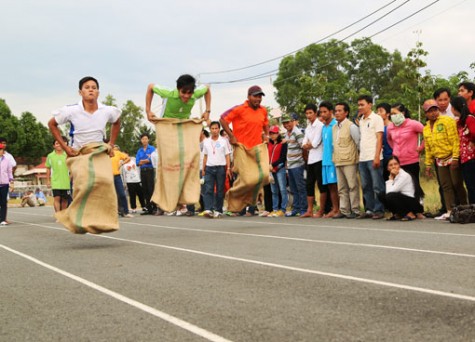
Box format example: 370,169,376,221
198,0,398,76
205,0,441,86
369,0,440,38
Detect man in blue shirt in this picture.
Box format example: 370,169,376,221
136,133,156,215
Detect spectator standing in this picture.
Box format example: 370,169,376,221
458,81,475,114
110,145,133,218
357,95,385,219
423,99,467,220
136,133,156,215
268,125,288,217
0,143,14,225
300,104,326,218
331,102,361,219
434,88,455,118
202,121,231,218
376,103,393,181
282,113,307,216
319,101,339,218
121,154,146,213
0,137,17,173
46,137,71,213
450,96,475,203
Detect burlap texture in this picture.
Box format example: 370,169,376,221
226,143,269,212
151,118,202,212
56,143,119,234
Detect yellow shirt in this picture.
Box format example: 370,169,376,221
110,150,129,175
423,115,459,166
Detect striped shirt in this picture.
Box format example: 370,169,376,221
285,126,305,169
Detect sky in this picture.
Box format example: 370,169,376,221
1,0,474,125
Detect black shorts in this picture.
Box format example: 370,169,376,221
52,189,71,199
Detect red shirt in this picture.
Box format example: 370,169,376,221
469,100,475,115
221,101,268,149
457,115,475,164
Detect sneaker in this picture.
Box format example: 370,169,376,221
285,211,298,217
259,210,271,217
0,221,7,226
271,210,285,217
357,211,373,219
225,211,238,217
435,212,450,220
175,210,183,216
213,211,223,219
346,213,357,219
268,211,277,217
198,211,206,217
130,209,137,213
203,210,213,218
123,214,134,218
165,211,176,216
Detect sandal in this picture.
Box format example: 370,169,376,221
401,215,414,221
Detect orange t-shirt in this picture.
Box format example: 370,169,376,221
221,101,268,148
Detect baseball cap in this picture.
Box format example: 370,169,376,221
422,99,439,112
281,114,291,122
248,85,265,96
269,125,280,133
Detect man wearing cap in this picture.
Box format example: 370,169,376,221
220,85,270,216
220,86,269,148
282,113,307,216
423,99,467,220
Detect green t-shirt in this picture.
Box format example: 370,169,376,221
45,151,70,190
152,84,208,119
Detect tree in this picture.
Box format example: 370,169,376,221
116,100,147,154
17,112,52,165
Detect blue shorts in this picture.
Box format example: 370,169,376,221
322,165,337,185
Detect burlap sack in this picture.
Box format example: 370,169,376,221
151,118,202,212
56,143,119,234
226,143,269,212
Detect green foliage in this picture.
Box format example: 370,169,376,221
102,94,154,156
274,38,475,123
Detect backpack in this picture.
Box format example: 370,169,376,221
449,204,475,224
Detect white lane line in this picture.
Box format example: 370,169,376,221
10,220,475,259
231,219,475,238
124,222,475,259
9,221,475,303
0,243,233,342
9,210,475,238
96,235,475,303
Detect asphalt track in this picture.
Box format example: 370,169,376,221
1,207,474,342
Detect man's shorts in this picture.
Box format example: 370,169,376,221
322,165,337,185
52,189,71,199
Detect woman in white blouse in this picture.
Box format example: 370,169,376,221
379,156,424,221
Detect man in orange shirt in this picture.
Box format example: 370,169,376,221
220,86,270,148
220,86,270,215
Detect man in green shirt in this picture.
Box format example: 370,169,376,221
145,74,211,122
45,136,71,213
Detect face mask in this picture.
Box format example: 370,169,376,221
391,113,405,126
